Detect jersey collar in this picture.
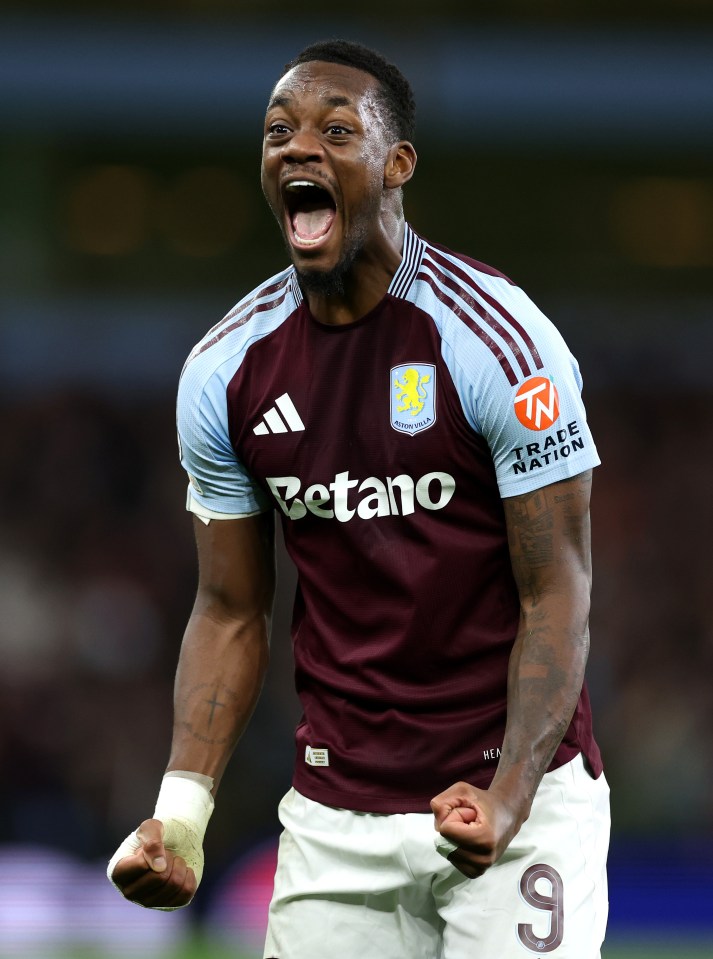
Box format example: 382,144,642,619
289,270,304,306
388,223,426,301
287,224,423,307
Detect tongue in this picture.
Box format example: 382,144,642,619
293,206,335,241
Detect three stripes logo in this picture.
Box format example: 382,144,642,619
253,393,305,435
514,377,560,431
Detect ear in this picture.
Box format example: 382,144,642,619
384,141,417,190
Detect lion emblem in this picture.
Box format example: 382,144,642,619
394,367,432,417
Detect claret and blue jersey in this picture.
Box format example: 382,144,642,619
177,225,602,814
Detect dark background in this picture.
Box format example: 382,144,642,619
0,1,711,951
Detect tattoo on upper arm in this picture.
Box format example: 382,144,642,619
505,474,591,602
507,489,555,600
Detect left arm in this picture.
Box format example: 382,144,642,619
431,470,593,878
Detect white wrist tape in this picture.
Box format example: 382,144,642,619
107,771,215,910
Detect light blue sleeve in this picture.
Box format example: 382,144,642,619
177,355,270,517
437,280,600,498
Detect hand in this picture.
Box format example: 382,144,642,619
430,782,523,879
109,818,198,910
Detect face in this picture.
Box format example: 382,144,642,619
261,60,396,290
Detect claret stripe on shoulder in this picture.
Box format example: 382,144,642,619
428,247,544,373
416,259,519,387
420,254,533,382
188,275,292,364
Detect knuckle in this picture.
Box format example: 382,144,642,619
137,818,162,838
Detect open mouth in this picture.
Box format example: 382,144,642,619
283,180,337,249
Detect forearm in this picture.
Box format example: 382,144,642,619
109,514,275,909
494,472,594,823
166,602,270,795
490,588,590,820
430,588,591,880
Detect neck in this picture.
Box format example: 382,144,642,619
301,215,406,326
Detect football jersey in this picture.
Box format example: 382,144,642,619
177,225,603,814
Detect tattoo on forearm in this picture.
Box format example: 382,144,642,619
498,474,593,791
180,682,237,746
503,633,582,783
205,689,225,728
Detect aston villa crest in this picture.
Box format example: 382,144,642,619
390,363,436,435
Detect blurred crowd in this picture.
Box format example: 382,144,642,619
587,388,713,832
0,388,298,882
0,381,710,881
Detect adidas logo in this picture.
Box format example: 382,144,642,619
253,393,305,435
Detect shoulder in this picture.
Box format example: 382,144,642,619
412,236,556,388
179,266,301,399
425,238,516,287
419,237,542,336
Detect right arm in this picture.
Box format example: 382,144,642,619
168,511,275,789
109,510,275,908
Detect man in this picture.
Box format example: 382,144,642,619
108,39,610,957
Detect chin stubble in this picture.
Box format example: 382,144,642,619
288,204,375,300
294,263,348,298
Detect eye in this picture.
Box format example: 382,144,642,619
267,122,291,137
326,124,350,136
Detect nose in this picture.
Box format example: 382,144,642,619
280,130,324,165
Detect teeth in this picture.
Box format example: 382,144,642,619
285,180,321,191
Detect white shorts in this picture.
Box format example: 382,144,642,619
263,754,610,959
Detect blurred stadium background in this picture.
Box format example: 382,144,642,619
1,1,712,956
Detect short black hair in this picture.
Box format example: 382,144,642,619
283,39,416,143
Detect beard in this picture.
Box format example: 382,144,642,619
294,250,355,298
291,226,364,299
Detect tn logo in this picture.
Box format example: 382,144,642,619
514,377,560,431
394,367,432,417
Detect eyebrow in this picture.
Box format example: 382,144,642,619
266,93,356,111
267,94,292,110
324,95,353,108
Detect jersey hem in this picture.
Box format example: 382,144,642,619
291,745,598,815
291,776,447,815
498,456,600,499
186,488,269,521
